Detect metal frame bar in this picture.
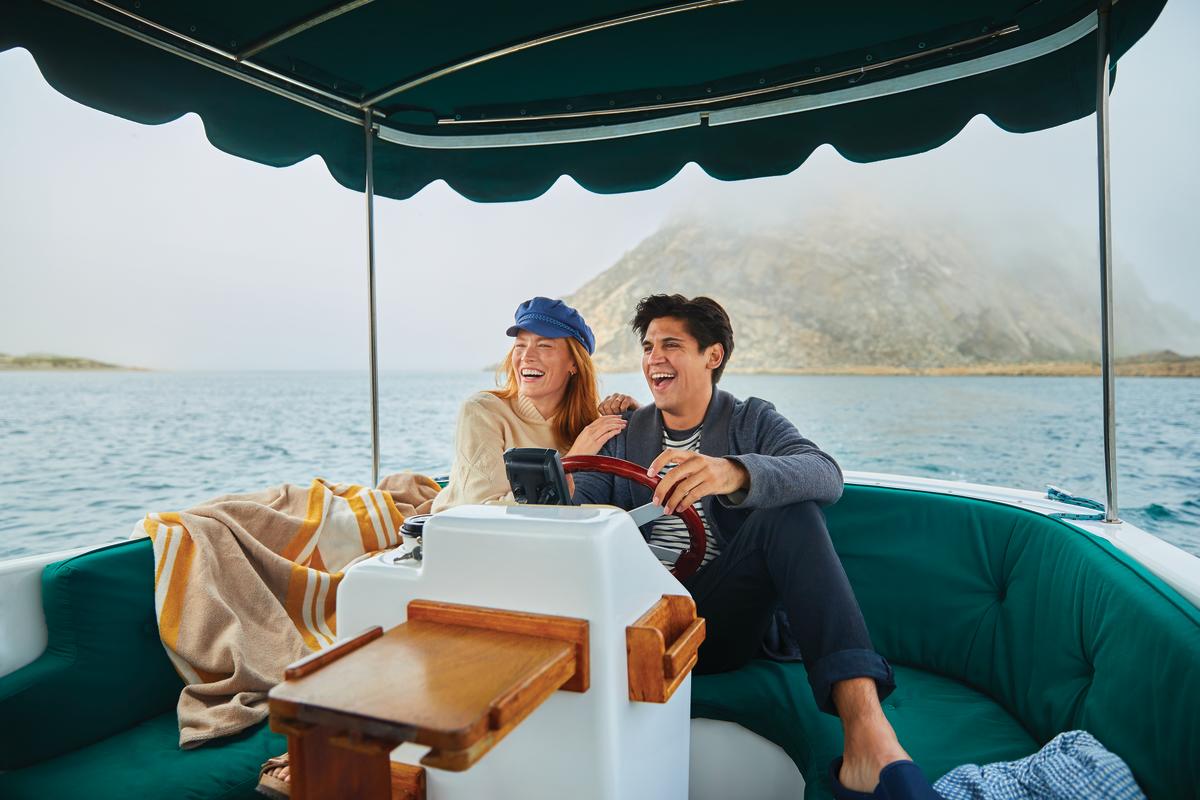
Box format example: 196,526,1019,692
364,109,381,488
363,0,741,107
236,0,377,61
436,25,1019,126
1095,2,1119,523
378,14,1091,151
378,111,700,149
41,0,375,125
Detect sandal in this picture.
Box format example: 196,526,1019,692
257,752,290,799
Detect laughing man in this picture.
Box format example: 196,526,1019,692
572,294,922,797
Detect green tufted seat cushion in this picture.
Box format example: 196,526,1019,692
0,712,284,800
0,538,285,799
0,539,182,769
693,485,1200,800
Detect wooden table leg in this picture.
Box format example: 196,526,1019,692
286,724,394,800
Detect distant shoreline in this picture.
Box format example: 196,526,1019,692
723,359,1200,378
0,367,149,372
594,358,1200,378
0,354,146,371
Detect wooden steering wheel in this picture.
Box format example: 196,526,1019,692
561,454,707,581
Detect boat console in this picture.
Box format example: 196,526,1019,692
269,492,703,799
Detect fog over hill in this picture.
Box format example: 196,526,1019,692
565,205,1200,373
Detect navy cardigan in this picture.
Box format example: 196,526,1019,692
571,388,843,547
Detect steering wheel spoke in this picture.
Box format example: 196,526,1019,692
561,455,706,580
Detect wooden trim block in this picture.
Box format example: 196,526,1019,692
286,723,392,800
391,762,426,800
626,595,706,703
407,599,590,692
663,618,705,678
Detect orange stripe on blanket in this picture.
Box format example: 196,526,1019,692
309,575,323,646
380,492,404,531
284,563,322,652
153,524,172,587
144,516,167,585
346,491,380,552
368,493,395,547
325,572,342,637
307,547,326,571
282,481,328,563
159,521,196,650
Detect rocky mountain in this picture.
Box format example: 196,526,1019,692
565,212,1200,373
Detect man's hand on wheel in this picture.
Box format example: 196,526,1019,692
598,393,639,416
647,449,750,514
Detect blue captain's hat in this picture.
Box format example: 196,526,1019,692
506,297,595,355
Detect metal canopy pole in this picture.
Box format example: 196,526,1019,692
364,108,381,487
236,0,379,60
1095,2,1119,523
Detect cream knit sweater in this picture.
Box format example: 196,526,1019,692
432,391,564,513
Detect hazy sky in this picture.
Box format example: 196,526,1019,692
1,3,1197,371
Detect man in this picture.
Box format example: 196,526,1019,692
574,294,918,797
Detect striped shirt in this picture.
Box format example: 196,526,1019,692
647,425,721,569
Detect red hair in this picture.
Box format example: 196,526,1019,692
490,337,599,450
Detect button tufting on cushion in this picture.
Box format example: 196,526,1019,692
821,484,1200,800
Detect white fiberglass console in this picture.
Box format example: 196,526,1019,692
337,503,693,800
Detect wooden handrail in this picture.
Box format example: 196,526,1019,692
283,626,383,680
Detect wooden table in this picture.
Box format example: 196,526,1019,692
269,601,590,800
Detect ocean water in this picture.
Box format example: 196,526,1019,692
1,371,1197,559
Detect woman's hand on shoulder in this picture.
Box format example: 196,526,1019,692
598,393,639,416
566,415,628,458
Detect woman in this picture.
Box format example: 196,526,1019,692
431,296,627,512
257,297,624,799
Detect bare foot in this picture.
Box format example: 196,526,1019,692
258,755,291,799
839,752,909,793
832,678,910,793
839,720,910,792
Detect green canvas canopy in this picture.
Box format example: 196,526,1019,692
0,0,1161,505
0,0,1167,203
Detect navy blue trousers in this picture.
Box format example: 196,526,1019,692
682,500,894,715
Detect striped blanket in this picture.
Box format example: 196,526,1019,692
135,473,440,748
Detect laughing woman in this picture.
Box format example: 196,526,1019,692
430,297,627,513
257,298,625,797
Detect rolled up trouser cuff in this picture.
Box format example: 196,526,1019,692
806,648,895,716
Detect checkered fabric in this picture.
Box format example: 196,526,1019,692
933,731,1146,800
